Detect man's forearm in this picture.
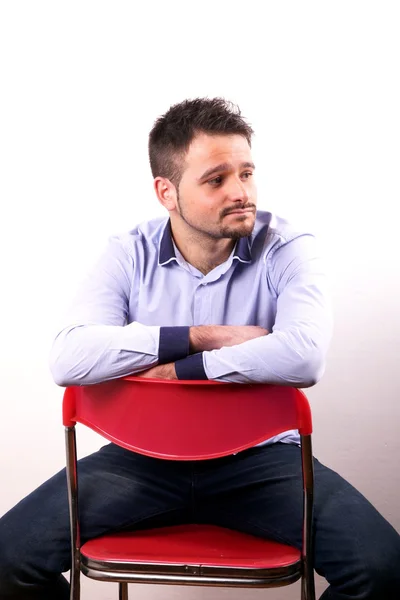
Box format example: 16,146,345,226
138,362,177,380
50,322,162,387
189,326,220,352
202,327,328,387
189,325,268,353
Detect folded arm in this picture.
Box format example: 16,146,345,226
199,234,333,387
49,238,189,386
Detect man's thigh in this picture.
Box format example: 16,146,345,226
196,442,400,595
196,443,306,546
0,443,192,577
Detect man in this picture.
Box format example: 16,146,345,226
0,98,399,599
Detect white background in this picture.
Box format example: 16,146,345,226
0,1,399,598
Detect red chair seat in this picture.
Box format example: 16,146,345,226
81,524,301,570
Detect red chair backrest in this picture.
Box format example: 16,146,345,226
63,378,312,460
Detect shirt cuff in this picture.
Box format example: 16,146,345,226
158,326,190,364
175,353,208,380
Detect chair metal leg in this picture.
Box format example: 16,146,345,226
300,434,316,600
301,574,316,600
70,569,80,600
119,582,128,600
66,426,81,600
301,564,316,600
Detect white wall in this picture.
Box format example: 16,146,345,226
1,2,399,598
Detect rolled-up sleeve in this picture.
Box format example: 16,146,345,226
202,234,333,386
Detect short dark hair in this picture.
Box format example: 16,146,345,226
148,97,254,187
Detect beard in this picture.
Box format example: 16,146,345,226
176,191,256,240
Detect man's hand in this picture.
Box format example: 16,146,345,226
138,362,177,380
189,325,269,353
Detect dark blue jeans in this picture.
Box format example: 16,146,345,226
0,443,399,599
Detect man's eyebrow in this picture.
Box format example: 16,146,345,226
198,162,256,182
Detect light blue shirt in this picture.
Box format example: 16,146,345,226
50,211,333,446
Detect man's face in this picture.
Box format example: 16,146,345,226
174,132,257,240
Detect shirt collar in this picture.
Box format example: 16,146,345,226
158,220,252,266
158,221,177,266
234,236,252,263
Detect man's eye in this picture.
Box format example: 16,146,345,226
242,172,253,179
208,176,223,185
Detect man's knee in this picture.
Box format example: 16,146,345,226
364,540,400,600
332,534,400,600
0,530,23,593
0,517,70,600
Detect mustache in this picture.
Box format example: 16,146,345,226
220,203,256,217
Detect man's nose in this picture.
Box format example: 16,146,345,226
225,177,249,202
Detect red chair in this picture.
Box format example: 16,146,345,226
63,378,315,600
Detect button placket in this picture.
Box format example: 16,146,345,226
193,281,211,326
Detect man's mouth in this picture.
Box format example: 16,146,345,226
225,208,255,216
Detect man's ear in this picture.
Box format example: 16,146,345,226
154,177,178,211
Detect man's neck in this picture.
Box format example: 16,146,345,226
170,220,235,276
